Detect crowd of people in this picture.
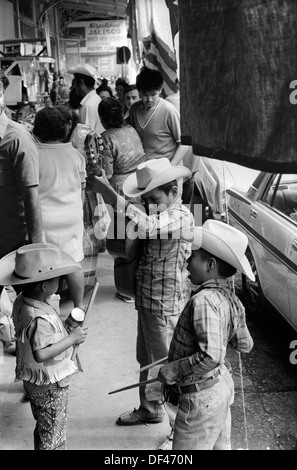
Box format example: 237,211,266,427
0,63,254,451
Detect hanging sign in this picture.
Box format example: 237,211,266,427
67,20,127,54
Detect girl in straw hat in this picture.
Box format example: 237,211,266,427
0,243,88,450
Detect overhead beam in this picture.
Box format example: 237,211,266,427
38,0,64,26
0,38,46,45
60,2,126,18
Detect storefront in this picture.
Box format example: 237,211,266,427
64,19,136,85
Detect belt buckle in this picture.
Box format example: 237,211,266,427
193,382,201,392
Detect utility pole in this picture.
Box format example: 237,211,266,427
54,6,61,74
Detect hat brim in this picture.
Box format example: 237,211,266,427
67,66,99,85
0,249,81,286
123,166,191,198
201,228,255,281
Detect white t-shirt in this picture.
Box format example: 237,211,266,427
37,142,86,261
79,89,104,134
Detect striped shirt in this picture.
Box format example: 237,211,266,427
123,197,194,315
168,280,254,381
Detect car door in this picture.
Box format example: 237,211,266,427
286,221,297,331
228,173,290,320
252,174,297,326
271,175,297,331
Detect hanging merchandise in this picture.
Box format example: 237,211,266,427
179,0,297,173
128,0,179,98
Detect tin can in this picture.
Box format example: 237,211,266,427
65,307,85,332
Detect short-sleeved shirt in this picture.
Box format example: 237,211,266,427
129,98,181,161
101,124,147,195
0,112,39,258
79,89,105,134
168,279,254,381
37,142,86,261
123,197,194,316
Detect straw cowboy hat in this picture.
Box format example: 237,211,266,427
0,243,80,286
67,63,99,85
181,220,255,281
122,158,191,198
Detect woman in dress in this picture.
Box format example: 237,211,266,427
33,107,86,311
98,96,147,196
98,96,147,303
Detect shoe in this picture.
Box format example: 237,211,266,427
116,408,164,426
158,429,174,450
116,292,134,303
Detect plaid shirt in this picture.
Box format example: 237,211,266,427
123,197,194,315
168,279,254,381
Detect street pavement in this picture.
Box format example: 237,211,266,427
0,252,170,451
1,251,297,451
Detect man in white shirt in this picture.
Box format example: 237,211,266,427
67,63,104,134
67,64,107,266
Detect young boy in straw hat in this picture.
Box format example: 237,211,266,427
0,243,88,450
88,158,194,428
158,220,254,450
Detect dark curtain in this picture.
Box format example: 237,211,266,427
179,0,297,172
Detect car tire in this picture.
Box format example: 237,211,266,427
241,248,266,320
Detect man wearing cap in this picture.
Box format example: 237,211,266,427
0,73,43,292
158,220,254,450
67,63,104,135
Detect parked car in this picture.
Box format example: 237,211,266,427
194,157,258,221
226,171,297,332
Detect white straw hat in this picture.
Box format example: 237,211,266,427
181,220,255,281
0,243,80,286
123,158,191,198
67,63,99,85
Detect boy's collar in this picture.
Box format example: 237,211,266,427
191,278,231,294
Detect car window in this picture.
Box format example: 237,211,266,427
263,174,297,222
247,172,266,198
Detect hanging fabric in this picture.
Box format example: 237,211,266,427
179,0,297,173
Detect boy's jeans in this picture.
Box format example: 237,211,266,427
136,309,179,417
173,366,235,450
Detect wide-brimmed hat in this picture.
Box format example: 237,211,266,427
0,243,80,286
67,63,99,85
122,158,191,198
181,220,255,281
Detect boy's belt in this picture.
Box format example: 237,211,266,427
176,369,221,394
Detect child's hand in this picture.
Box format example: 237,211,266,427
86,170,118,207
87,169,109,191
158,362,181,385
70,326,88,345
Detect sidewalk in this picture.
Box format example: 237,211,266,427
0,252,171,451
2,250,288,451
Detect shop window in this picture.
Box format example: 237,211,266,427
19,0,34,21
